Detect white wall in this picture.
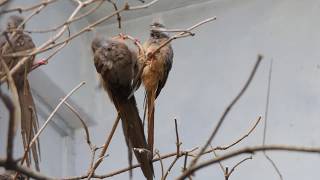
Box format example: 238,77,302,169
0,0,92,177
2,0,320,179
73,0,320,179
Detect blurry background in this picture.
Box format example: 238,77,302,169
1,0,320,179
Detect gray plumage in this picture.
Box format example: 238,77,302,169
91,37,154,180
0,15,40,171
141,21,174,157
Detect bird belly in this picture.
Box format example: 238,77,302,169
142,58,165,92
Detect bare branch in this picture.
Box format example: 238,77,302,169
20,81,86,165
155,149,165,179
0,57,21,161
26,0,105,34
262,59,283,179
178,145,320,179
62,100,92,148
214,116,261,151
107,0,122,28
162,157,179,180
0,0,59,15
185,55,263,173
0,0,160,84
149,17,217,58
63,148,199,179
87,114,121,179
0,0,9,7
227,156,252,179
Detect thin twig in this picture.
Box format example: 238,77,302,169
0,158,55,180
162,157,179,180
0,0,59,15
185,55,263,174
212,150,226,174
178,145,320,179
62,100,92,148
0,0,160,84
87,114,121,179
63,147,199,180
107,0,121,28
214,116,261,151
26,0,105,34
262,59,283,180
155,149,165,179
174,118,181,156
0,57,21,161
162,118,182,180
149,17,217,58
0,0,9,6
227,156,252,179
20,81,86,164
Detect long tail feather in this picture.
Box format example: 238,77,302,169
17,79,40,171
117,96,154,180
142,92,147,128
147,91,155,158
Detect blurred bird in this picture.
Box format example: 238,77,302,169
91,37,154,180
140,22,173,156
0,15,40,171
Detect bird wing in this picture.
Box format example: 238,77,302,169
92,40,154,179
0,32,40,171
155,44,173,98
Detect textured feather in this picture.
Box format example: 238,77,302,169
0,27,40,171
92,38,154,180
141,26,174,157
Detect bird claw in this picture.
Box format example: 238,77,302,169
118,33,126,40
32,59,47,69
134,38,141,44
37,59,47,65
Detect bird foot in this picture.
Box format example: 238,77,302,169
118,33,127,40
32,59,47,69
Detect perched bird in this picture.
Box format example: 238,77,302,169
0,15,40,171
91,37,154,180
141,22,173,156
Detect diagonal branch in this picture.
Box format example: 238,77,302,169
0,57,21,161
177,145,320,179
184,55,263,175
87,114,121,179
20,81,86,165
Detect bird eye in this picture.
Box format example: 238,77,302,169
107,47,112,51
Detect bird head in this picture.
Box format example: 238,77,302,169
6,15,25,31
92,37,131,71
150,21,169,39
91,36,107,53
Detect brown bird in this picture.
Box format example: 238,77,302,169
0,15,40,170
140,22,173,156
91,37,154,180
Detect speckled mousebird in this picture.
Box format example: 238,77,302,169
91,36,154,180
141,22,174,157
0,15,40,171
